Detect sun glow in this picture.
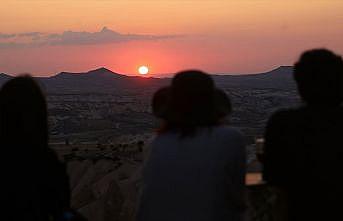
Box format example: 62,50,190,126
138,65,149,75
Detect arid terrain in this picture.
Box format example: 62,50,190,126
0,66,299,220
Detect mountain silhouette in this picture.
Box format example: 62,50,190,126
53,67,125,79
0,66,294,94
39,67,165,94
213,66,294,90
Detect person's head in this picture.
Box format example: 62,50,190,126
294,49,343,106
1,76,73,221
0,76,48,149
165,70,217,136
152,86,171,119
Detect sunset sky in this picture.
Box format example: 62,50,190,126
1,0,343,76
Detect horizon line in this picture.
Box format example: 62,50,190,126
0,65,293,79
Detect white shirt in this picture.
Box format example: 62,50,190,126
136,126,246,221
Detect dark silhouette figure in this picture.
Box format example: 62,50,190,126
137,70,246,221
152,85,231,125
165,70,217,136
0,76,72,220
263,49,343,221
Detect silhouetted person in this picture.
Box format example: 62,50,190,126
152,86,232,123
137,70,246,221
0,76,73,220
263,49,343,221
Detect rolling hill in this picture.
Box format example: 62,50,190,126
0,66,295,93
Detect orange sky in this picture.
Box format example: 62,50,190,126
0,0,343,76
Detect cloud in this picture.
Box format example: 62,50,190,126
17,32,44,41
0,27,182,48
50,27,180,45
0,33,16,39
18,32,42,37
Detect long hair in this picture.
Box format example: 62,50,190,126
0,76,48,151
0,76,70,220
164,70,218,136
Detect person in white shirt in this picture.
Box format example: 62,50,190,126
136,70,246,221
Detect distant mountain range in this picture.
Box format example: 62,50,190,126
0,66,295,94
213,66,294,90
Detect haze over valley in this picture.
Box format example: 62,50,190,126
0,66,299,145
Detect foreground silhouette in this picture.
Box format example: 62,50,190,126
151,86,232,128
137,70,246,221
0,76,84,221
263,49,343,221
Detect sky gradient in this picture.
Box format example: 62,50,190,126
1,0,343,76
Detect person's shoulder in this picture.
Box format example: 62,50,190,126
149,131,178,149
212,125,245,144
214,125,243,137
211,126,246,157
151,131,177,142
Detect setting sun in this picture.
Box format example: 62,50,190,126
138,66,149,75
